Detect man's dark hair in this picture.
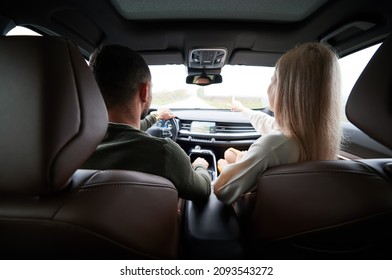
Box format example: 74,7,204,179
89,44,151,108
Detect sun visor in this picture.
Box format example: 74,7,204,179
229,50,282,67
140,51,183,65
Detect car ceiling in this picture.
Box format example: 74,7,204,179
0,0,391,68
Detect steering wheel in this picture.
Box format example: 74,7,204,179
146,118,178,141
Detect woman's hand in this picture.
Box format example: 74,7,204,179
228,96,245,112
235,150,246,161
224,147,246,163
217,147,247,173
217,159,228,173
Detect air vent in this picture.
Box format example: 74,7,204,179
180,120,256,133
181,121,192,131
216,123,256,133
189,48,227,69
178,120,260,142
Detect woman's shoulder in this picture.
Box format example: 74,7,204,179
253,131,299,152
255,131,291,144
249,132,300,162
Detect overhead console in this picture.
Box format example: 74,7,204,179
188,48,227,69
186,48,227,86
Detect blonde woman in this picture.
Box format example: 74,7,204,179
214,42,342,205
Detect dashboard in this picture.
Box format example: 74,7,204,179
149,108,270,161
175,109,262,143
174,109,269,159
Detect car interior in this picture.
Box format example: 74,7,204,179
0,0,391,260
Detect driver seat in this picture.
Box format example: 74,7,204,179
0,36,179,259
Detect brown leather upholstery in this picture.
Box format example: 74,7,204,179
0,36,107,194
238,37,392,259
346,35,392,149
236,159,392,258
0,36,179,259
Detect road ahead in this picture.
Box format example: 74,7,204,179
163,94,215,109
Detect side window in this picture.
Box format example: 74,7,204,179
6,26,90,65
6,26,41,36
338,42,392,159
339,43,381,122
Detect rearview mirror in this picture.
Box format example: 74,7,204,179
186,73,222,86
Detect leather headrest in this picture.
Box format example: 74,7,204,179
346,36,392,150
0,36,108,195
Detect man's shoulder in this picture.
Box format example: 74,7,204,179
106,123,163,142
104,123,185,155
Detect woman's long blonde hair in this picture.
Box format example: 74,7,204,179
273,42,342,161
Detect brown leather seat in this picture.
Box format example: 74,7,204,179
237,36,392,259
236,159,392,259
0,36,179,259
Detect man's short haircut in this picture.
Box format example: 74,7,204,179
89,44,151,108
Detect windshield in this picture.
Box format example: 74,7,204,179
7,26,381,113
150,65,274,109
150,44,381,116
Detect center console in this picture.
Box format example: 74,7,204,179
182,146,243,259
189,145,217,180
